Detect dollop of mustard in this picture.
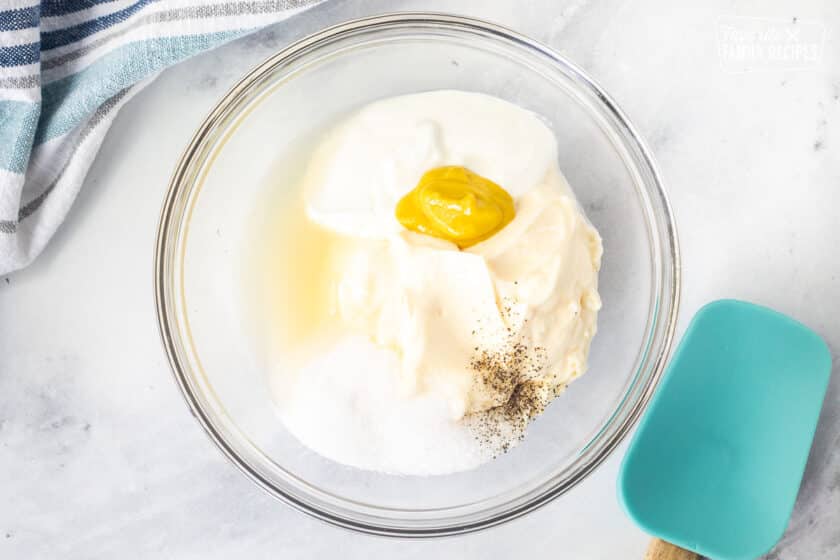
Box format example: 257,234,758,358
395,166,515,249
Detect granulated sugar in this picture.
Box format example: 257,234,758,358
274,336,496,475
273,332,562,475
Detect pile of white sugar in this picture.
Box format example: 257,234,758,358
274,336,494,475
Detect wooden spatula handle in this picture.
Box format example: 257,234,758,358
644,538,700,560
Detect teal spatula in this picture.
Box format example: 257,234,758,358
619,299,832,560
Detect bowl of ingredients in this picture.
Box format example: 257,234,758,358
155,13,680,536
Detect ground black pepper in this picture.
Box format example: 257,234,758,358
464,296,566,457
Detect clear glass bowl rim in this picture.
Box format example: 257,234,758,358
154,12,681,537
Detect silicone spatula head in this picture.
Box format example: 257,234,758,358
619,299,832,560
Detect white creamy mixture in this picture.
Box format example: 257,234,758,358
269,91,602,475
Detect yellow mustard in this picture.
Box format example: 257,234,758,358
395,166,515,249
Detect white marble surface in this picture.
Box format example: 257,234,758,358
2,0,839,558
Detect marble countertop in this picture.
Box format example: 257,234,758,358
2,0,838,558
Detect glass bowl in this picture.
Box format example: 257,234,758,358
154,13,680,537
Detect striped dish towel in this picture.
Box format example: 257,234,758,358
0,0,321,274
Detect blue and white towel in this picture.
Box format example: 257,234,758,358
0,0,321,274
